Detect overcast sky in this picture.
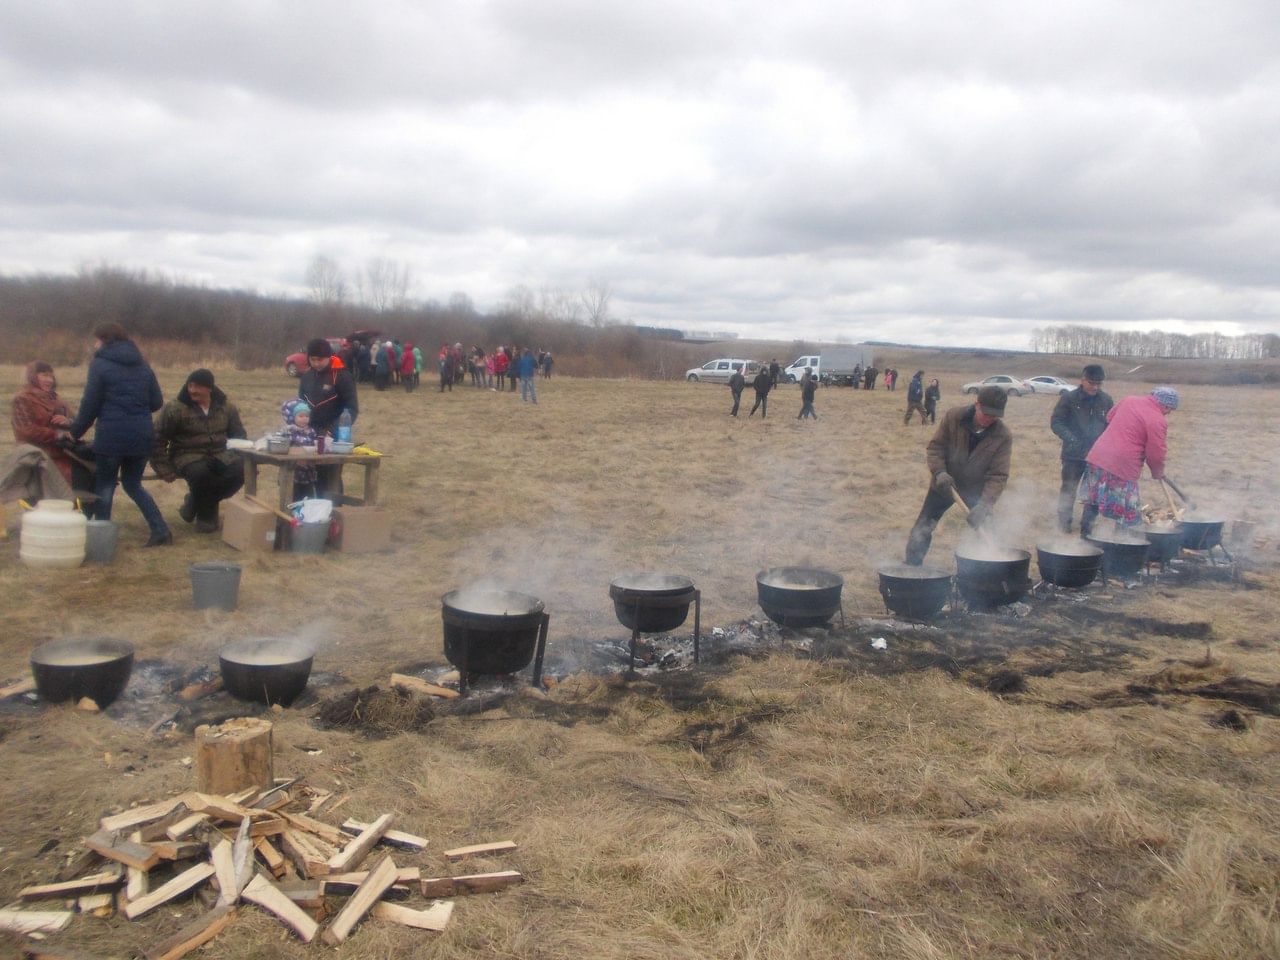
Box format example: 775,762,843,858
2,1,1278,347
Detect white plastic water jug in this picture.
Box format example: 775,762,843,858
20,499,88,568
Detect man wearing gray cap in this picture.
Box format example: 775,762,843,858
1050,364,1113,533
904,385,1013,565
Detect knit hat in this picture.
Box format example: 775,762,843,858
1152,386,1180,410
186,368,216,389
306,337,333,359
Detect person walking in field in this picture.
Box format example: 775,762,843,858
769,358,781,389
748,366,772,418
924,378,941,424
797,369,819,419
517,348,539,404
1050,364,1113,533
904,370,928,425
728,366,746,416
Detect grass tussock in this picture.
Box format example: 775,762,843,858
0,367,1278,958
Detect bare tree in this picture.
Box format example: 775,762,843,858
360,258,412,313
581,279,612,327
305,255,346,306
539,286,583,324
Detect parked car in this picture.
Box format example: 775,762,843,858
1025,375,1074,395
685,359,761,383
284,338,346,377
961,374,1032,397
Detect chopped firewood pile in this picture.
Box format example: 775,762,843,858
1,779,523,956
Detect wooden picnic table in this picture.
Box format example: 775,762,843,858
234,448,385,514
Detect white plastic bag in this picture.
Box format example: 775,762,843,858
289,498,333,524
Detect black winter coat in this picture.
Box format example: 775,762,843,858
299,359,358,435
753,370,772,396
907,375,924,403
728,371,746,394
69,340,164,457
1050,387,1113,462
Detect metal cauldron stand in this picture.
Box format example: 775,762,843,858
442,609,550,696
616,588,701,675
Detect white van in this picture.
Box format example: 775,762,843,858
684,359,761,383
782,356,821,383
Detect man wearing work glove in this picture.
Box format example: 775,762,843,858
904,385,1013,564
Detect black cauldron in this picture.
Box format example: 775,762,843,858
442,589,546,676
1086,532,1150,579
1179,517,1226,551
1139,523,1184,564
877,564,953,619
609,573,695,633
1036,540,1104,588
31,638,134,708
219,638,315,706
955,548,1032,607
756,567,843,627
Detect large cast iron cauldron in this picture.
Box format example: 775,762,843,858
442,588,546,676
1086,531,1149,579
31,638,134,708
1139,522,1184,564
756,567,843,627
955,548,1032,607
1179,516,1226,551
609,573,695,633
220,638,315,706
878,564,952,619
1036,540,1103,588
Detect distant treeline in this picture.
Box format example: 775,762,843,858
0,268,708,378
1030,324,1280,360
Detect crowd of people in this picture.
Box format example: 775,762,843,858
336,338,554,399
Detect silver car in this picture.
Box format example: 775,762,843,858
961,374,1032,397
685,359,761,383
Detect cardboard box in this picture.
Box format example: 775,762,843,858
332,506,391,553
222,495,278,552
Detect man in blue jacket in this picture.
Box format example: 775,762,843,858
516,348,539,404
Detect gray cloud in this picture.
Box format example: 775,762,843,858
2,0,1279,347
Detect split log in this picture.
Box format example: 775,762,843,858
340,819,428,850
442,840,518,861
56,848,102,882
123,863,215,920
241,874,319,943
0,676,36,698
195,719,274,795
326,813,394,874
371,899,454,932
389,673,461,699
321,854,398,945
85,830,160,872
420,870,524,897
276,880,324,910
183,792,271,823
166,813,210,841
210,839,237,907
177,677,223,701
19,872,124,901
143,904,236,960
254,837,286,878
280,811,348,846
76,893,114,916
126,864,148,903
281,828,329,879
0,909,73,934
99,797,187,833
322,866,420,895
152,840,205,861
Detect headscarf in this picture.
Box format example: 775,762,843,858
1151,386,1179,410
24,361,56,393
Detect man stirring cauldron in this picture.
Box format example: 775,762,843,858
904,385,1013,565
1050,364,1112,533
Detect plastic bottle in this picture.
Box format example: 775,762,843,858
336,410,353,443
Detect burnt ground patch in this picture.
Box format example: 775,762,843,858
1056,606,1213,640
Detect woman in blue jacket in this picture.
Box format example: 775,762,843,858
69,323,172,546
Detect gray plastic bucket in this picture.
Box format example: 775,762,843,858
84,520,119,564
290,521,329,554
190,562,242,611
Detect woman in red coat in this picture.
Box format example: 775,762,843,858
11,361,92,491
400,342,417,392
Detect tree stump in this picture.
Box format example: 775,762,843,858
195,718,274,795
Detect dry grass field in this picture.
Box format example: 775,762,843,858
0,361,1278,959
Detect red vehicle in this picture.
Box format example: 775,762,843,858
282,331,380,377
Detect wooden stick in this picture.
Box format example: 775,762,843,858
123,863,215,920
0,909,73,935
177,677,223,701
246,493,296,524
420,870,524,897
322,854,398,945
322,866,419,897
0,676,36,698
143,904,236,960
340,819,428,850
254,837,287,878
389,673,461,699
20,872,124,901
326,813,394,874
241,874,319,943
1159,479,1184,520
371,899,454,932
442,840,518,862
